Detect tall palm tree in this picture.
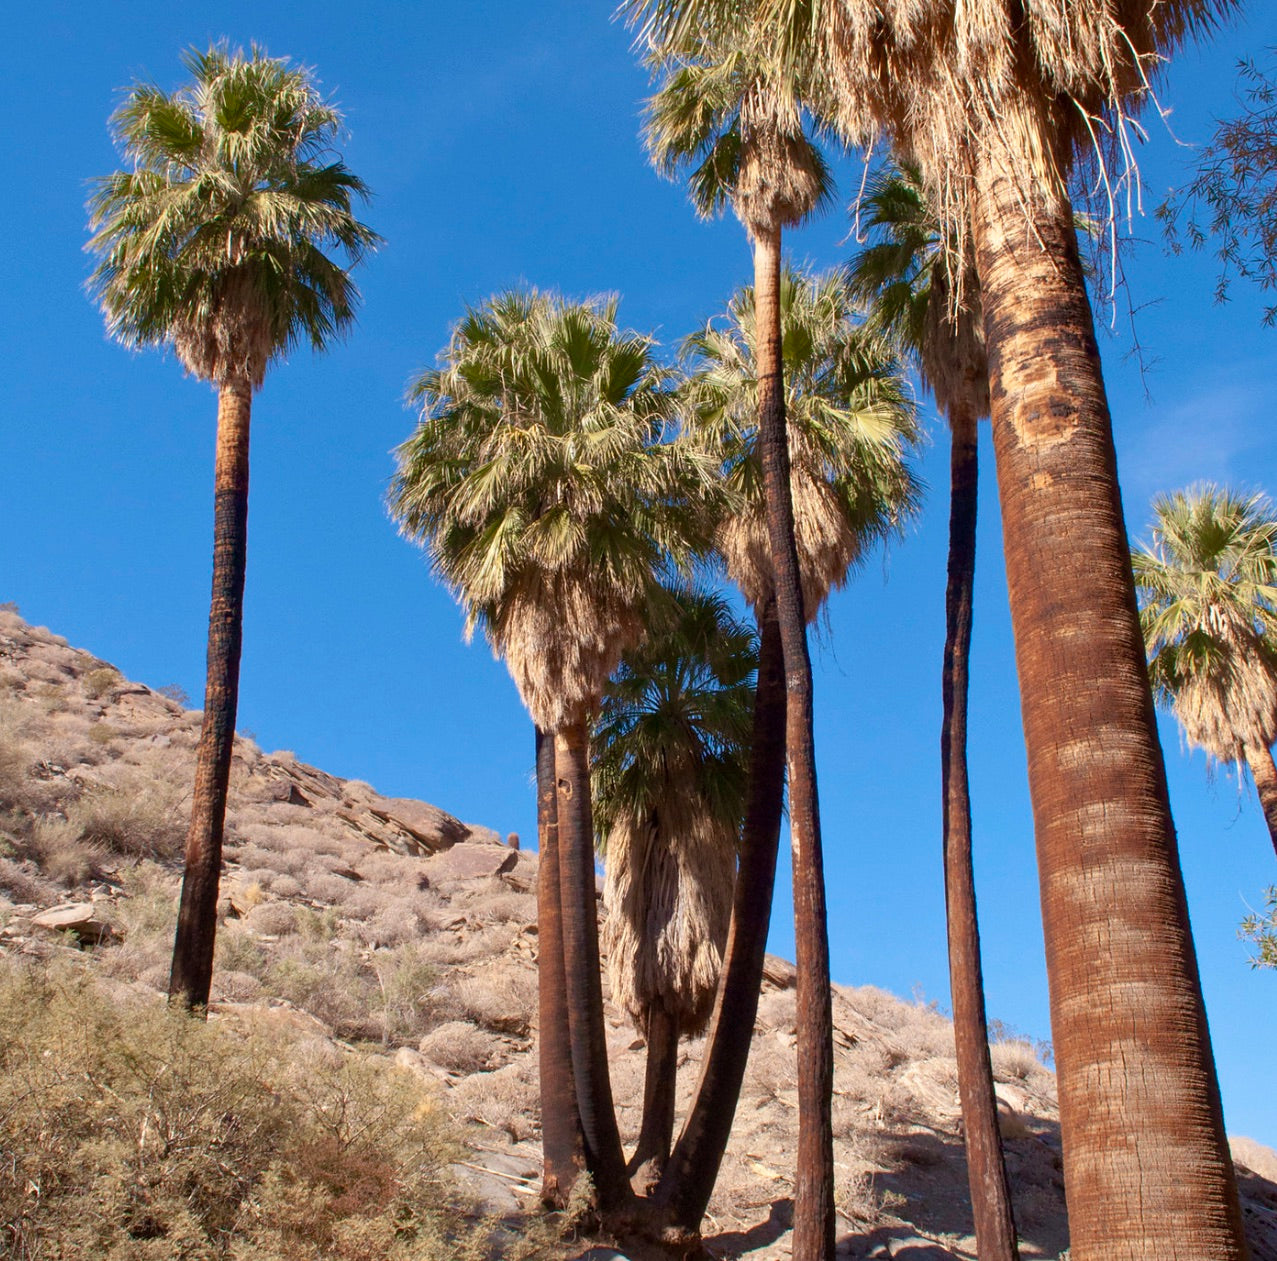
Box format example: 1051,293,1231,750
643,28,846,1256
1133,485,1277,862
633,1,1249,1253
656,265,919,1239
593,584,756,1187
86,45,377,1012
849,164,1018,1261
390,289,719,1213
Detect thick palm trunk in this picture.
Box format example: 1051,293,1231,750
754,226,835,1261
970,119,1247,1260
655,595,786,1234
169,377,252,1012
1243,743,1277,862
536,726,585,1205
629,1002,680,1189
554,721,631,1213
940,405,1020,1261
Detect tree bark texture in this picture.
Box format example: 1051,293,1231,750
940,406,1020,1261
971,121,1248,1260
754,227,835,1261
536,726,585,1205
169,377,252,1012
629,1002,680,1190
1243,743,1277,863
655,595,787,1233
555,721,631,1212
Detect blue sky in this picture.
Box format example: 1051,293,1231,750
3,3,1275,1147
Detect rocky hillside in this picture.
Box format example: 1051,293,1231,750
1,606,1274,1260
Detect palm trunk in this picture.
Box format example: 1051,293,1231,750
754,226,835,1261
1243,743,1277,863
655,594,787,1234
941,405,1020,1260
536,726,585,1205
169,377,252,1012
629,1002,679,1190
970,117,1247,1260
554,720,631,1213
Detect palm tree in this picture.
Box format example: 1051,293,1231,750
632,1,1249,1252
593,584,756,1187
849,164,1018,1261
1133,485,1277,862
642,27,845,1256
86,45,377,1013
390,289,719,1212
655,265,919,1239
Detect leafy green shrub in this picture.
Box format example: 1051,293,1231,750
82,667,122,699
0,956,469,1259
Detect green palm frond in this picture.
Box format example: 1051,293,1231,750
87,43,380,388
391,289,730,730
641,12,833,237
1132,483,1277,763
682,263,922,614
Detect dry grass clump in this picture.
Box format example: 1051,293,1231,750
0,955,469,1261
450,967,537,1037
419,1020,504,1073
991,1038,1046,1083
447,1062,540,1142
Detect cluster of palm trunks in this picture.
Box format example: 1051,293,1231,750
86,3,1258,1259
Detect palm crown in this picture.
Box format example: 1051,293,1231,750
1133,484,1277,765
391,289,723,731
847,162,989,427
594,583,757,1031
642,18,833,239
87,45,378,388
683,265,921,615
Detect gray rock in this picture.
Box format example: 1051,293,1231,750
427,844,520,883
31,903,111,943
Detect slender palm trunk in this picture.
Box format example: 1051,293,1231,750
629,1002,680,1188
970,117,1247,1260
555,721,631,1213
941,405,1020,1260
1244,743,1277,863
536,726,585,1205
169,377,252,1012
655,595,786,1234
754,226,834,1261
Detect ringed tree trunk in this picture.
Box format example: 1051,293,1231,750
169,375,252,1012
655,594,787,1235
629,1001,680,1189
940,404,1020,1261
535,727,585,1206
1243,742,1277,863
753,225,835,1261
554,721,631,1213
970,111,1248,1261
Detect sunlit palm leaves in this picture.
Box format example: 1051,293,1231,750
87,44,378,387
391,289,723,731
1134,484,1277,765
683,265,921,613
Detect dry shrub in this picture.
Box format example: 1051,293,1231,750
0,855,58,905
0,956,465,1260
243,901,299,937
81,667,121,699
450,967,537,1037
28,815,105,886
69,768,185,861
991,1038,1042,1082
419,1020,502,1073
447,1063,539,1141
